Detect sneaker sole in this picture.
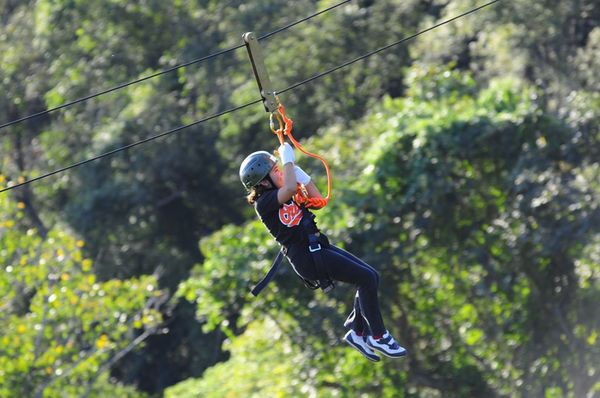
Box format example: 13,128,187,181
344,336,381,362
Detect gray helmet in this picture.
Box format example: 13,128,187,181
239,151,277,190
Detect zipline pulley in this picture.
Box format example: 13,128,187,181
242,32,278,113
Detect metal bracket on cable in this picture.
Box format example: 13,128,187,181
242,32,278,113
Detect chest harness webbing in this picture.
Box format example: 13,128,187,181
251,207,334,296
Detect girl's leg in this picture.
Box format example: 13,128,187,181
289,244,406,357
345,291,368,335
331,246,380,335
328,245,380,284
319,247,386,337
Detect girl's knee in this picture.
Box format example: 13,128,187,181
364,269,379,288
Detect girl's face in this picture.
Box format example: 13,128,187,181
268,163,284,188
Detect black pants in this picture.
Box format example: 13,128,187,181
286,237,386,336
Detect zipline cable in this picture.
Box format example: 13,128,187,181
260,0,351,40
0,0,351,132
0,99,263,194
0,0,500,194
279,0,500,94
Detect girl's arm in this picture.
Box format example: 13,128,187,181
295,165,322,198
277,144,298,204
304,180,323,198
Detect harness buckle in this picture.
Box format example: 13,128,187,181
309,242,321,252
321,282,335,293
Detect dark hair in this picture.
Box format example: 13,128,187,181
246,176,275,205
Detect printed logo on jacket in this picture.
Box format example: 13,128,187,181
279,202,303,227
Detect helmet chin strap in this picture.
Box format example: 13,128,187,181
264,175,277,189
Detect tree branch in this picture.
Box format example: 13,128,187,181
81,326,160,398
13,129,48,239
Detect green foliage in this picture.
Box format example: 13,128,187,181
176,221,276,333
164,317,305,398
337,69,599,396
174,67,599,397
0,190,161,397
1,0,599,396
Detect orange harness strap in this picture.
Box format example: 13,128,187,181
270,104,331,210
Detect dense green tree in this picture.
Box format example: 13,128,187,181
1,0,598,396
0,181,164,397
175,68,599,397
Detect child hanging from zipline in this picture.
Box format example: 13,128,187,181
239,112,407,360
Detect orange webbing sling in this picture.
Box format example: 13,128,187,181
270,103,331,210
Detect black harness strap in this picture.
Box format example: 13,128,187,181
302,208,335,293
307,232,335,293
251,250,285,297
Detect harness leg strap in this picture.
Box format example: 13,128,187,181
308,233,335,293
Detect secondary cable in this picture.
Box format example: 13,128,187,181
0,99,262,194
0,0,499,194
279,0,500,94
0,0,351,132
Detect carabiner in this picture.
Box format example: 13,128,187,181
270,112,285,144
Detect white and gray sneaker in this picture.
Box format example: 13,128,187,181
343,330,380,362
367,331,407,358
